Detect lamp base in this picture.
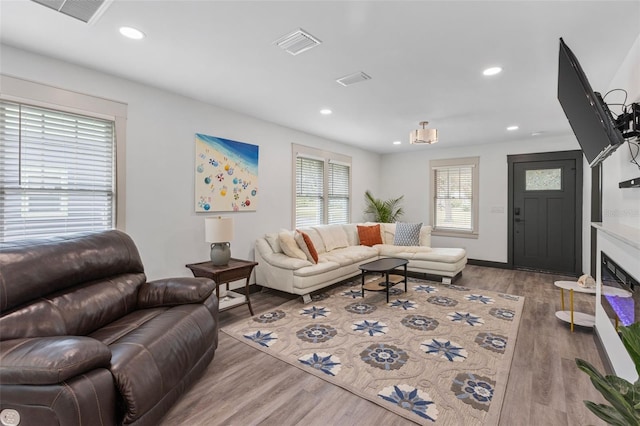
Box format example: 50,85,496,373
210,242,231,266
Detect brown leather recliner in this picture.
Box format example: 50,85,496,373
0,230,219,426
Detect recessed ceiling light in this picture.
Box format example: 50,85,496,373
393,141,401,145
320,109,332,115
119,26,145,40
507,125,519,131
483,66,502,76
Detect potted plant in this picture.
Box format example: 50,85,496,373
575,322,640,425
363,190,404,223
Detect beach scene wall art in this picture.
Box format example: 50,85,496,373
195,133,259,212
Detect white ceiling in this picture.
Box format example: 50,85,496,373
1,1,639,154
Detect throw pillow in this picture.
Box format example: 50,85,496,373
295,230,319,264
394,222,422,246
278,230,307,260
357,224,383,246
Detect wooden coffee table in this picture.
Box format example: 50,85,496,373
359,258,408,303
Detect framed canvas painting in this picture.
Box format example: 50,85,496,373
195,133,259,212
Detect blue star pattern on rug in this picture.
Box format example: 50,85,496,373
352,319,388,336
243,330,277,347
421,339,468,362
389,299,417,310
451,372,495,412
253,310,286,323
300,306,330,319
475,332,508,354
340,288,363,298
378,384,438,422
413,284,438,293
296,324,337,343
489,307,516,321
401,314,439,331
299,352,342,376
360,343,408,370
447,311,485,326
465,294,495,304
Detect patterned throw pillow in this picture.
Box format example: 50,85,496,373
393,222,422,246
357,224,383,246
295,230,319,264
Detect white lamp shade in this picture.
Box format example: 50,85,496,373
410,128,438,144
205,216,234,243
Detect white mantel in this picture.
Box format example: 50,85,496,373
593,222,640,382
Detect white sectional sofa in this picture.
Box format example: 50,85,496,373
254,222,467,298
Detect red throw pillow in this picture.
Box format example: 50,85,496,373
357,224,383,246
295,229,319,263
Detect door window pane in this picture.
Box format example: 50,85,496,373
526,168,561,191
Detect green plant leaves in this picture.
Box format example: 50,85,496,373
576,358,640,425
364,190,404,223
621,323,640,378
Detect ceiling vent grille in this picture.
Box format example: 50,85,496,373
30,0,113,24
273,28,322,56
336,72,372,87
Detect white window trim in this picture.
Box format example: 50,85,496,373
0,74,128,230
291,143,352,228
429,156,479,239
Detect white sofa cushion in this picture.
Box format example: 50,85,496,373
314,224,349,252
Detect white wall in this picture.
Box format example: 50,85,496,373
0,45,381,280
602,34,640,230
379,136,579,263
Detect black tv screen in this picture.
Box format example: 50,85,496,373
557,38,624,167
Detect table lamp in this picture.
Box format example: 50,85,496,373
205,216,234,266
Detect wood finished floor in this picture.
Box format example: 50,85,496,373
160,265,608,426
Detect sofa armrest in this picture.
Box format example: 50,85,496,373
0,336,111,385
137,277,216,308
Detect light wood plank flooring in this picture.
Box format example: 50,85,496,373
160,265,608,426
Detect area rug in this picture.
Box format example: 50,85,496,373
222,277,524,425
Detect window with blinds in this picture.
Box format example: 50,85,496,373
293,144,351,228
430,157,479,237
0,101,115,242
328,162,350,224
295,156,324,227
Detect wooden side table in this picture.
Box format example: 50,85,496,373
186,258,258,316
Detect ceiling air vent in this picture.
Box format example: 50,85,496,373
336,72,372,87
31,0,113,24
273,28,322,56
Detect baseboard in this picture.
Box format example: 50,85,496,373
467,259,511,269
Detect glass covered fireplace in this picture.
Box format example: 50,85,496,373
600,251,639,329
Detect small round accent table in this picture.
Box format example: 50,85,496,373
554,280,596,332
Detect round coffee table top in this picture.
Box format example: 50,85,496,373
554,280,596,294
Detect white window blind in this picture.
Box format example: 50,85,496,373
295,156,324,227
433,164,475,232
328,162,349,224
0,101,115,242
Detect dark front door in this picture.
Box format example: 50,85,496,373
510,152,581,274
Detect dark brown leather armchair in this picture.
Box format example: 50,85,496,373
0,230,219,426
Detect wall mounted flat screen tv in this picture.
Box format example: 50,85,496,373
557,38,624,167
